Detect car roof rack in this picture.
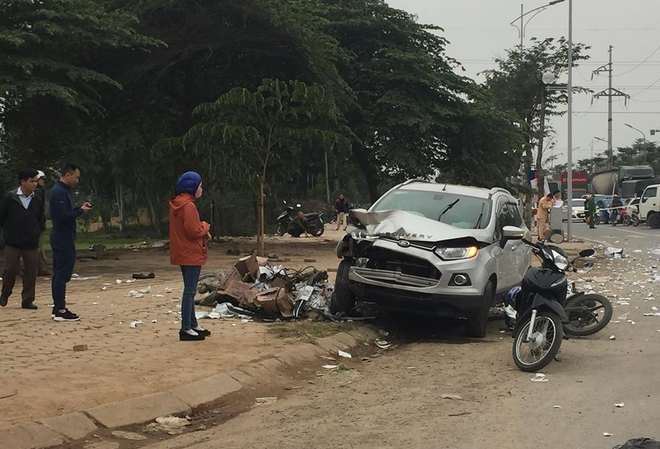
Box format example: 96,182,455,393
397,179,434,188
489,187,510,197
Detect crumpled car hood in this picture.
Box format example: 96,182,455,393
348,209,493,243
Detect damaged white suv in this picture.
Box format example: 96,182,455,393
331,180,531,337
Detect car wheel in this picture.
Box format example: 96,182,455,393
330,259,356,315
466,280,494,338
649,213,660,229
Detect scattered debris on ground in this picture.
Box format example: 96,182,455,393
193,255,335,320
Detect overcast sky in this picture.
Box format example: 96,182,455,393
386,0,660,167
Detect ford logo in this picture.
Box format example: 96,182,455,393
397,240,411,248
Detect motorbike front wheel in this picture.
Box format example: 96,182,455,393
276,224,286,236
512,310,563,372
563,294,613,336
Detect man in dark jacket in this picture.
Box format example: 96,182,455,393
0,169,46,309
49,163,91,321
334,194,350,231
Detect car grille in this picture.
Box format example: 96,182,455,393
354,248,441,288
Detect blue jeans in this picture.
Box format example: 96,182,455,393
180,266,201,331
51,236,76,311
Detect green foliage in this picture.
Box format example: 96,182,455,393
174,78,347,188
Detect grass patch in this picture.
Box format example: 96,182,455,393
267,320,358,343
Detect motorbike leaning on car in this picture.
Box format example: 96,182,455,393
501,226,613,372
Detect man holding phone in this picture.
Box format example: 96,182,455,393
49,163,92,321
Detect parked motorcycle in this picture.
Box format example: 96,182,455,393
611,207,631,226
276,201,325,237
500,227,608,372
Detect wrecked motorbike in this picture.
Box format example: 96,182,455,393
501,227,601,372
276,201,325,237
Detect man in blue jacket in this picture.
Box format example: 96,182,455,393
50,163,92,321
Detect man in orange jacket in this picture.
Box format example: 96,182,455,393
169,171,211,341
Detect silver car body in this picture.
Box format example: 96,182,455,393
336,181,531,315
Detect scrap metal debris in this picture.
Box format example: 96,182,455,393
192,255,335,320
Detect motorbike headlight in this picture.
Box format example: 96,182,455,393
435,246,478,260
552,251,569,271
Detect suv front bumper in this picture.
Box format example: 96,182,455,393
349,282,486,318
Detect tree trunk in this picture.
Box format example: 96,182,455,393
523,143,534,230
115,182,125,232
536,93,547,198
145,190,160,235
259,179,265,256
352,143,379,203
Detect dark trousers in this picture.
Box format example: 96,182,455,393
51,237,76,311
180,266,201,331
2,246,38,305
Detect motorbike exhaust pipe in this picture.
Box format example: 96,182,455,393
524,309,538,343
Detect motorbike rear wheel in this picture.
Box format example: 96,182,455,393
623,215,632,226
563,294,613,336
512,310,563,372
276,224,286,236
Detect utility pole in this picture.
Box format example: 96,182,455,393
592,46,630,168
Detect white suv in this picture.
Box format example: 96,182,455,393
332,180,531,337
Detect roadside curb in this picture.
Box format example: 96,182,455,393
0,323,378,448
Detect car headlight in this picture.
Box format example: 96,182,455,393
435,246,478,260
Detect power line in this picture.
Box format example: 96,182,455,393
613,44,660,77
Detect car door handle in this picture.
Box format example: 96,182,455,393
511,245,518,251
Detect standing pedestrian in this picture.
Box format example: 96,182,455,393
536,190,559,240
0,169,46,309
334,193,350,231
585,194,597,229
35,170,51,276
169,171,211,341
50,164,92,321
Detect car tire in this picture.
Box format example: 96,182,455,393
649,213,660,229
466,280,494,338
330,259,356,315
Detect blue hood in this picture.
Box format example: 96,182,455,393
175,171,201,195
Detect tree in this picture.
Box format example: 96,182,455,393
317,0,470,202
0,0,157,114
483,37,590,225
172,78,346,255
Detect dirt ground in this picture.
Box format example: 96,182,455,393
135,247,660,449
0,229,347,429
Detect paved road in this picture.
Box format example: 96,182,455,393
573,221,660,253
141,254,660,449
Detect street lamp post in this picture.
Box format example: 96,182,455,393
567,0,573,241
510,0,566,49
625,123,647,164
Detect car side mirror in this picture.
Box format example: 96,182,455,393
500,226,525,247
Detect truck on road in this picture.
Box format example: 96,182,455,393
591,166,658,198
639,184,660,229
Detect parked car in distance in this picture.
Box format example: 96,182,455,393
332,180,532,338
562,198,587,223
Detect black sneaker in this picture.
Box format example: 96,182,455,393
22,303,38,310
179,330,205,341
53,309,80,322
0,296,7,307
194,328,211,337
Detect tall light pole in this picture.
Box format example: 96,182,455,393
625,123,647,164
566,0,574,241
591,136,607,172
510,0,566,49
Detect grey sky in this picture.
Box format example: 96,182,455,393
386,0,660,167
